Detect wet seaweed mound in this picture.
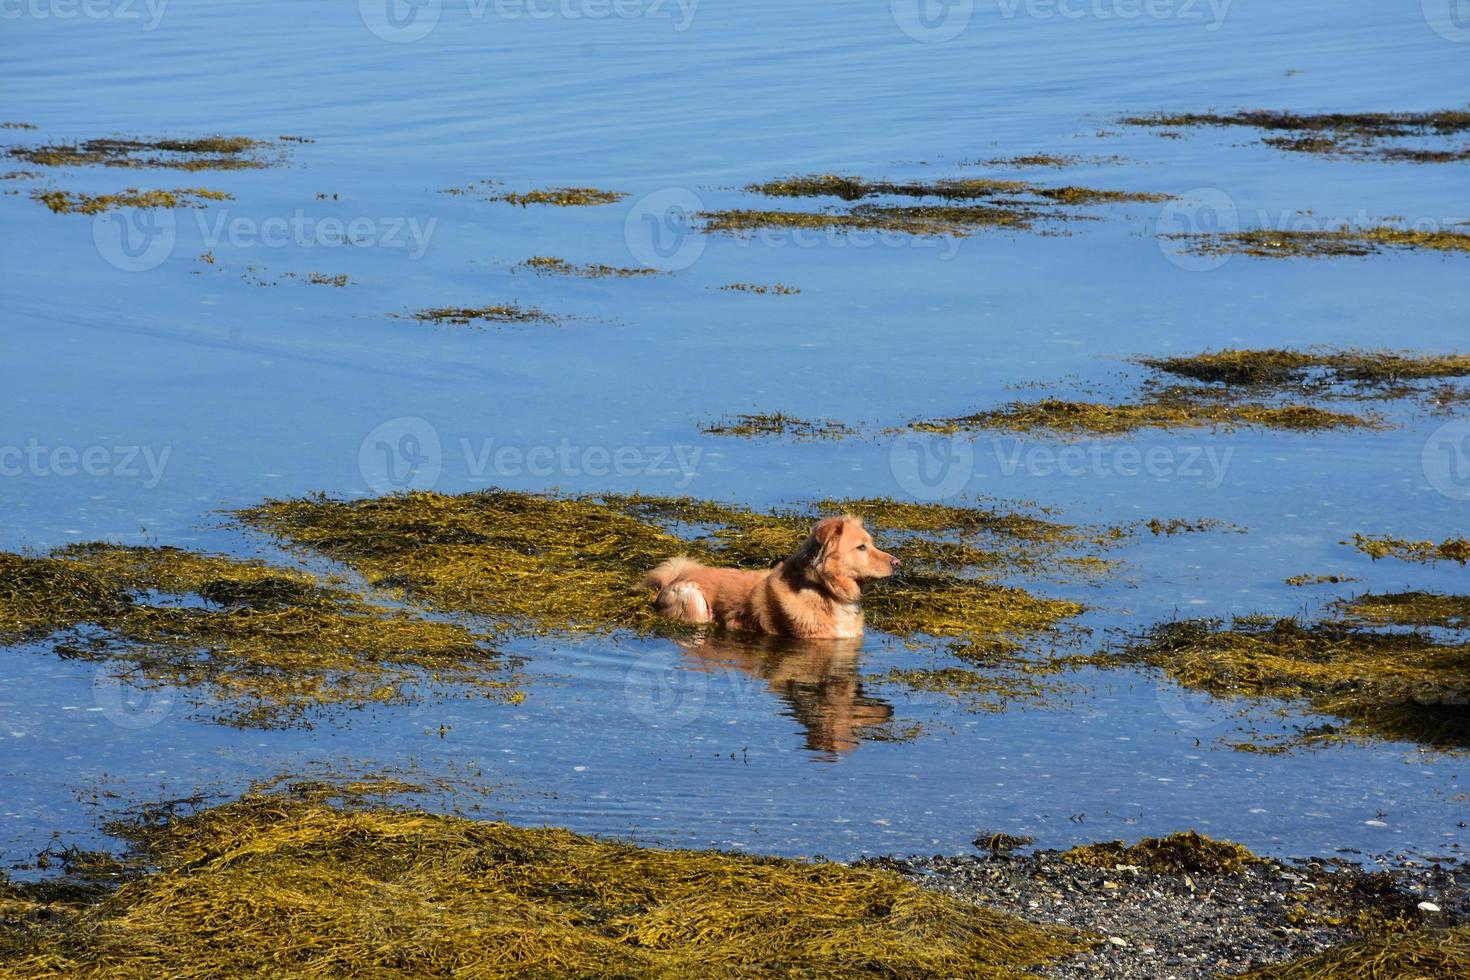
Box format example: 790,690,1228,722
0,544,516,729
0,794,1086,978
1100,613,1470,752
238,490,1094,656
1061,831,1258,876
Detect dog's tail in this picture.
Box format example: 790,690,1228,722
641,555,705,593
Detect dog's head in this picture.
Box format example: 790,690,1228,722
794,515,899,601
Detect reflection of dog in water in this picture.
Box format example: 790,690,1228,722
678,633,893,755
644,516,899,639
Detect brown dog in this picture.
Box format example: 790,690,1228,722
643,516,899,639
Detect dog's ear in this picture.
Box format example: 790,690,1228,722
811,517,845,550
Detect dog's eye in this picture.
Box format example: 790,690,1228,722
856,544,867,551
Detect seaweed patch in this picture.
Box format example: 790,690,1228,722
0,544,519,729
1120,108,1470,163
491,186,627,207
1060,832,1259,876
1091,616,1470,751
1351,533,1470,566
0,793,1087,978
238,490,1095,650
33,187,232,215
404,304,560,327
913,395,1373,436
1171,226,1470,259
699,172,1169,239
515,256,662,278
700,413,852,439
9,134,284,171
718,282,800,295
1242,927,1470,979
1140,348,1470,391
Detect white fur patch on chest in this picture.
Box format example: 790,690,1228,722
829,603,864,639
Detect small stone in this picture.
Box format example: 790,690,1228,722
1418,901,1441,913
1108,936,1129,948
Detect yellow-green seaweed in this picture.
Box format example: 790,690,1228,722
1242,926,1470,979
1060,831,1259,876
237,490,1093,658
1174,227,1470,259
33,187,232,215
1351,534,1470,566
0,544,518,729
9,134,279,171
492,186,627,207
915,396,1373,436
0,794,1087,978
1139,348,1470,390
700,412,851,439
1097,617,1470,751
406,304,558,327
516,255,662,278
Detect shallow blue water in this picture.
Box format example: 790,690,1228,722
3,0,1469,865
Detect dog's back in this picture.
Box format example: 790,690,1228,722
645,556,770,630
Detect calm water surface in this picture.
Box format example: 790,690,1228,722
2,1,1468,865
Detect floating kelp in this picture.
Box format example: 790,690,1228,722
914,395,1373,436
745,173,1165,206
33,187,231,215
492,186,627,207
718,282,799,295
1335,592,1470,628
238,490,1096,657
280,271,351,287
1095,617,1470,751
1351,533,1470,566
1242,927,1470,979
700,172,1168,239
965,153,1124,168
1120,108,1470,163
1060,831,1258,876
0,794,1086,978
515,255,661,278
1140,348,1470,391
699,203,1037,236
700,412,852,439
0,544,517,729
9,135,282,171
1286,574,1358,587
1172,226,1470,259
405,303,559,327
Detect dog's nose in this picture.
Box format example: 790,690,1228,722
890,557,901,570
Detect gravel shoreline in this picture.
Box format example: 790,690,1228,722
864,846,1469,978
